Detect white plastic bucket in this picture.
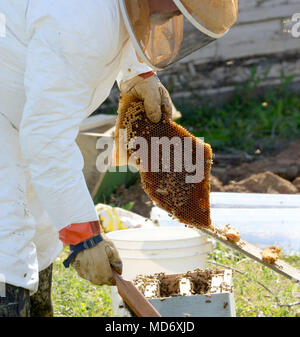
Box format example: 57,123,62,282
107,227,213,281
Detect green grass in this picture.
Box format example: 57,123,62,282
177,68,300,154
52,244,300,317
52,247,113,317
208,243,300,317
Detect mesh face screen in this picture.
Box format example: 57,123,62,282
114,94,213,228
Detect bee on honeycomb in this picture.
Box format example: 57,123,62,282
114,94,213,229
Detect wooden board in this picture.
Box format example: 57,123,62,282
112,270,161,317
180,0,300,65
234,0,299,24
197,227,300,284
79,114,116,132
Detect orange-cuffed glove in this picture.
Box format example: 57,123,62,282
59,221,122,286
59,221,103,246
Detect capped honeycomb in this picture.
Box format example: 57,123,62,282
114,93,213,229
261,246,282,264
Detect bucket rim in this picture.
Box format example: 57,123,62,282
119,251,210,260
106,227,205,243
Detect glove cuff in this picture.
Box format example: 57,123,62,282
120,72,159,93
59,221,104,246
138,70,157,79
63,235,104,268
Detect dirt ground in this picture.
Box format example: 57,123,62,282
109,183,154,218
212,140,300,184
109,139,300,218
211,139,300,194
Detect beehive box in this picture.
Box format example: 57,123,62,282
113,269,235,317
147,270,235,317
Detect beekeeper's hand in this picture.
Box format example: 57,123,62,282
60,222,123,286
70,234,123,286
120,73,173,123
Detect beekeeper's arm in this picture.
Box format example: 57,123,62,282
20,4,121,286
117,40,173,123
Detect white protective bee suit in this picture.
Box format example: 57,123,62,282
0,0,152,293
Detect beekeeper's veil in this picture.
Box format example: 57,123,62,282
120,0,238,70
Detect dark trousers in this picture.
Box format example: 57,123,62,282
0,264,53,317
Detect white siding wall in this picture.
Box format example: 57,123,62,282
182,0,300,65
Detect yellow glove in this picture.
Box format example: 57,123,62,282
71,234,122,286
120,73,173,123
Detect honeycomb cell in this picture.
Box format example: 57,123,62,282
114,94,213,228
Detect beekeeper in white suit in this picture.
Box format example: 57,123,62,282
0,0,238,316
